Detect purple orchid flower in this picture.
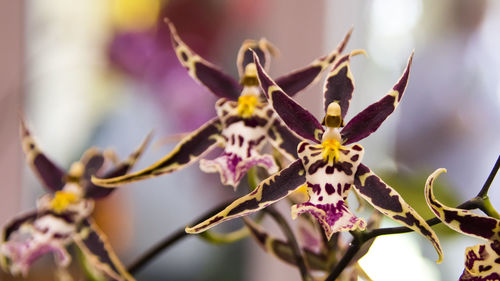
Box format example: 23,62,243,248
185,50,443,263
92,19,352,189
426,168,500,281
0,121,150,280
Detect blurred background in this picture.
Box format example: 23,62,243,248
1,0,499,280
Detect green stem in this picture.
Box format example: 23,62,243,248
479,197,500,220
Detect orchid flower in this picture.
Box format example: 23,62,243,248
185,50,443,262
92,19,352,189
425,168,500,280
0,121,150,280
243,211,382,281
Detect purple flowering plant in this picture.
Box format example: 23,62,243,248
2,17,500,281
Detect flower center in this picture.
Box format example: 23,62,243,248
237,95,259,118
321,138,342,163
50,191,79,213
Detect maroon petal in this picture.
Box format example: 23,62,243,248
186,159,306,234
91,117,222,187
85,132,152,198
341,52,413,144
74,219,134,281
425,168,500,241
323,51,359,118
20,120,66,192
165,18,242,100
254,53,324,143
355,163,443,262
276,28,353,97
236,39,277,79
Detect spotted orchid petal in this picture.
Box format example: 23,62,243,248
426,170,500,280
341,52,413,145
92,117,223,187
459,241,500,281
267,118,303,161
255,53,324,143
291,141,367,239
85,132,152,198
323,50,360,119
425,168,500,241
186,159,306,234
276,28,352,97
0,211,77,277
165,18,242,100
74,219,135,281
354,163,443,262
237,38,277,79
200,152,278,188
243,218,329,271
20,119,66,192
198,98,280,188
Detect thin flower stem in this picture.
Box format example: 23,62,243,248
265,207,310,281
477,155,500,198
127,199,234,275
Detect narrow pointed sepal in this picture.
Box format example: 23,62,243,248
275,28,353,97
20,119,66,192
267,118,303,161
85,132,152,198
165,18,242,100
254,53,324,143
237,38,277,78
354,163,443,263
425,168,500,241
186,159,306,234
92,117,223,187
74,219,135,281
341,52,413,145
243,218,329,271
323,50,363,118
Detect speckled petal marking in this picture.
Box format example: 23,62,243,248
243,218,329,271
293,141,366,238
354,163,443,262
425,168,500,241
74,219,135,281
20,120,66,192
341,52,413,145
165,18,242,100
91,117,223,187
275,28,352,97
459,241,500,281
254,53,324,143
186,159,306,234
85,132,152,198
